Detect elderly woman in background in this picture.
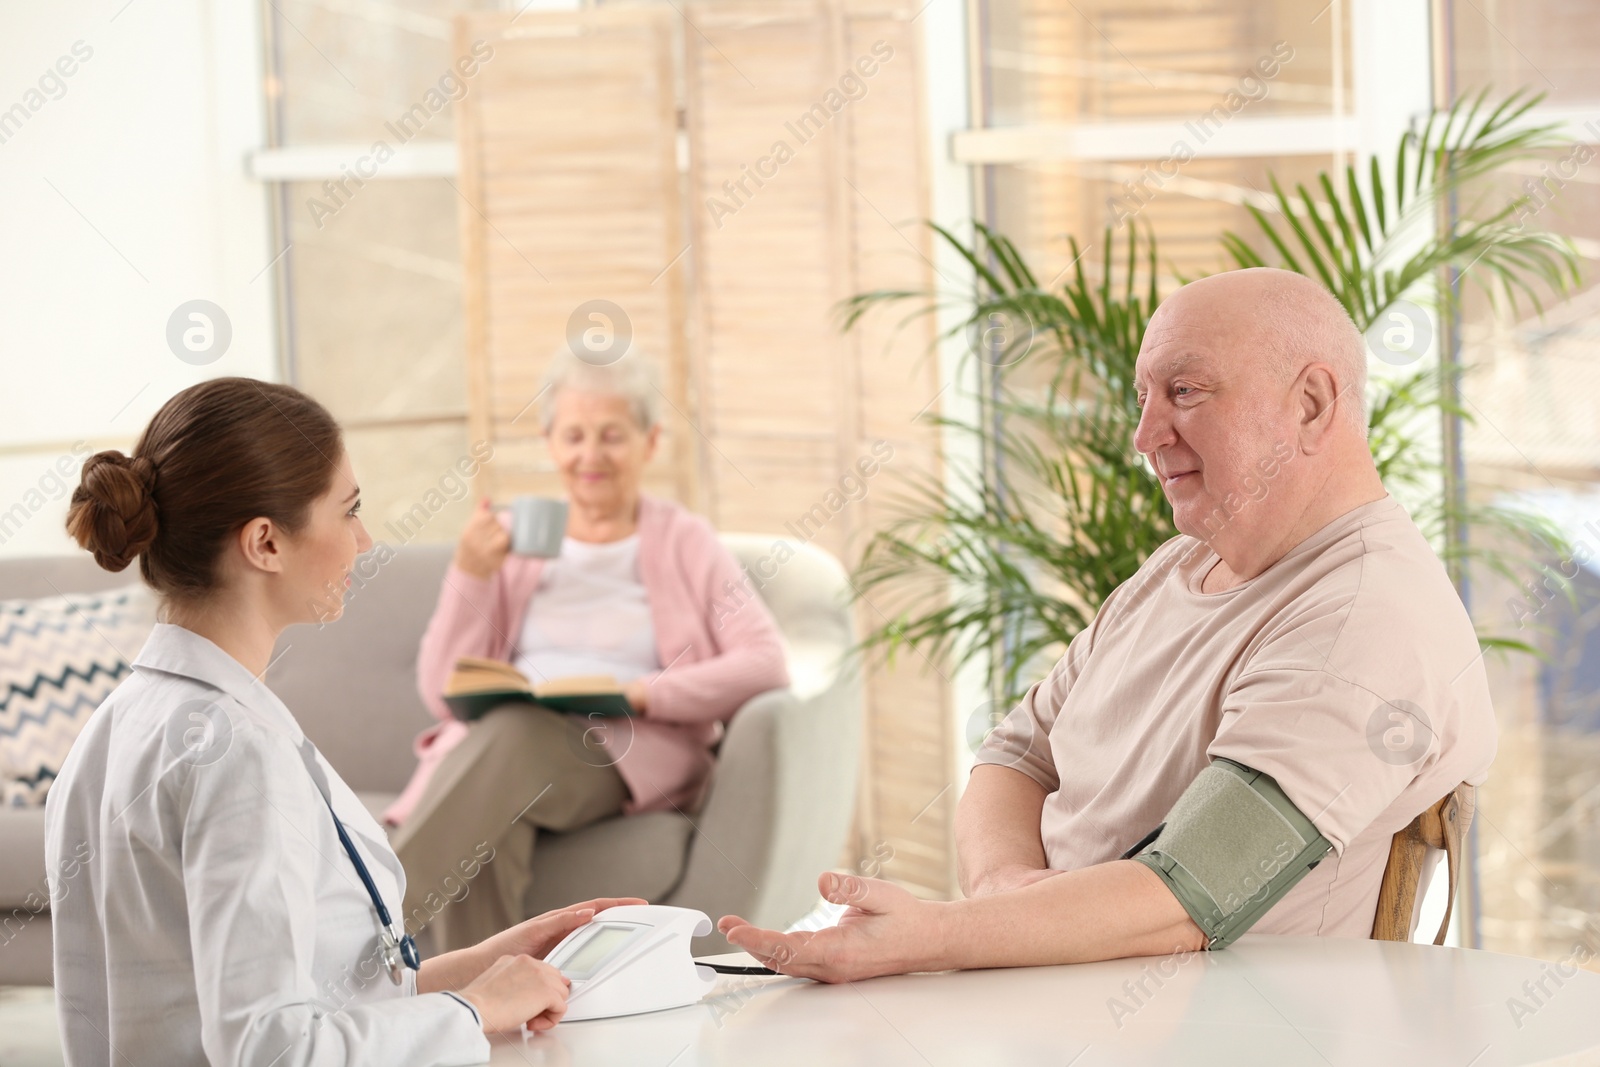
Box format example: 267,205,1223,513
385,350,790,952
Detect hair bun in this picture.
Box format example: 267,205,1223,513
66,451,159,573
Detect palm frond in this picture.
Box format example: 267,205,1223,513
1222,86,1579,331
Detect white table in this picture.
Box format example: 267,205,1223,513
487,935,1600,1066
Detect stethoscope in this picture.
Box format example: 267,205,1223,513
298,737,420,985
324,797,422,985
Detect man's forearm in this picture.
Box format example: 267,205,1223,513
955,765,1051,896
931,859,1207,970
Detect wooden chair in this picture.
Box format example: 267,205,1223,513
1371,783,1476,943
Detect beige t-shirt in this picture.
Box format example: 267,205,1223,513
974,495,1497,937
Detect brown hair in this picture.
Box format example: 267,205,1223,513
66,377,344,601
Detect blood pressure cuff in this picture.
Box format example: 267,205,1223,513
1127,758,1332,950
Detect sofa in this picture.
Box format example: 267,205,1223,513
0,535,861,985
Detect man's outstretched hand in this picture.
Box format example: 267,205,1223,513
718,871,945,984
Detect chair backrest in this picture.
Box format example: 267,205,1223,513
718,533,854,700
1371,782,1476,943
0,553,139,601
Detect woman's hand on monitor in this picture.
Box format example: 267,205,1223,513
490,897,650,963
458,953,570,1034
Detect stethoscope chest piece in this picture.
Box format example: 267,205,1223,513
380,927,422,986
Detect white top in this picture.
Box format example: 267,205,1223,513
513,534,661,685
44,622,490,1067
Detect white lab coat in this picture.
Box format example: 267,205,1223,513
44,622,491,1067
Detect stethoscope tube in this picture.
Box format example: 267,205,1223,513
296,735,420,984
324,796,421,982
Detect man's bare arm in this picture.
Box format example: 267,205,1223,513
939,860,1206,969
956,765,1051,897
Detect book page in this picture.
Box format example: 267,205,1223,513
533,674,622,697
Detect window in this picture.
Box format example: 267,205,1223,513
257,0,504,546
1445,0,1600,962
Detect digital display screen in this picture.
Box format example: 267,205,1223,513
555,925,639,978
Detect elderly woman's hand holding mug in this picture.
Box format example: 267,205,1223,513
450,494,650,714
454,497,512,580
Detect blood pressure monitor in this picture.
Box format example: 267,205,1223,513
545,905,720,1021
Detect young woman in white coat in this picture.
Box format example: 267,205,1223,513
46,377,643,1066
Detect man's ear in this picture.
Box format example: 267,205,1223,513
236,517,286,575
1296,363,1341,455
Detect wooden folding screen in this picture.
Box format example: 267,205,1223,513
681,1,953,897
454,7,695,502
455,1,954,899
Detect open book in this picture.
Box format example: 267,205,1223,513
442,656,635,722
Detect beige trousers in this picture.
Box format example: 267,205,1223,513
390,705,628,953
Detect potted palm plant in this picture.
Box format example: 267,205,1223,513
845,88,1581,713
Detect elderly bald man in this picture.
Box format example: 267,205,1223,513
717,267,1497,982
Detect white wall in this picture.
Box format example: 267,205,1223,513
0,0,275,559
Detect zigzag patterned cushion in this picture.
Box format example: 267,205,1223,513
0,584,156,807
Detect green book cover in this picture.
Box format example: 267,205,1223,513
444,688,635,722
530,691,636,719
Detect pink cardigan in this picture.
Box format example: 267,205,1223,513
383,495,790,826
